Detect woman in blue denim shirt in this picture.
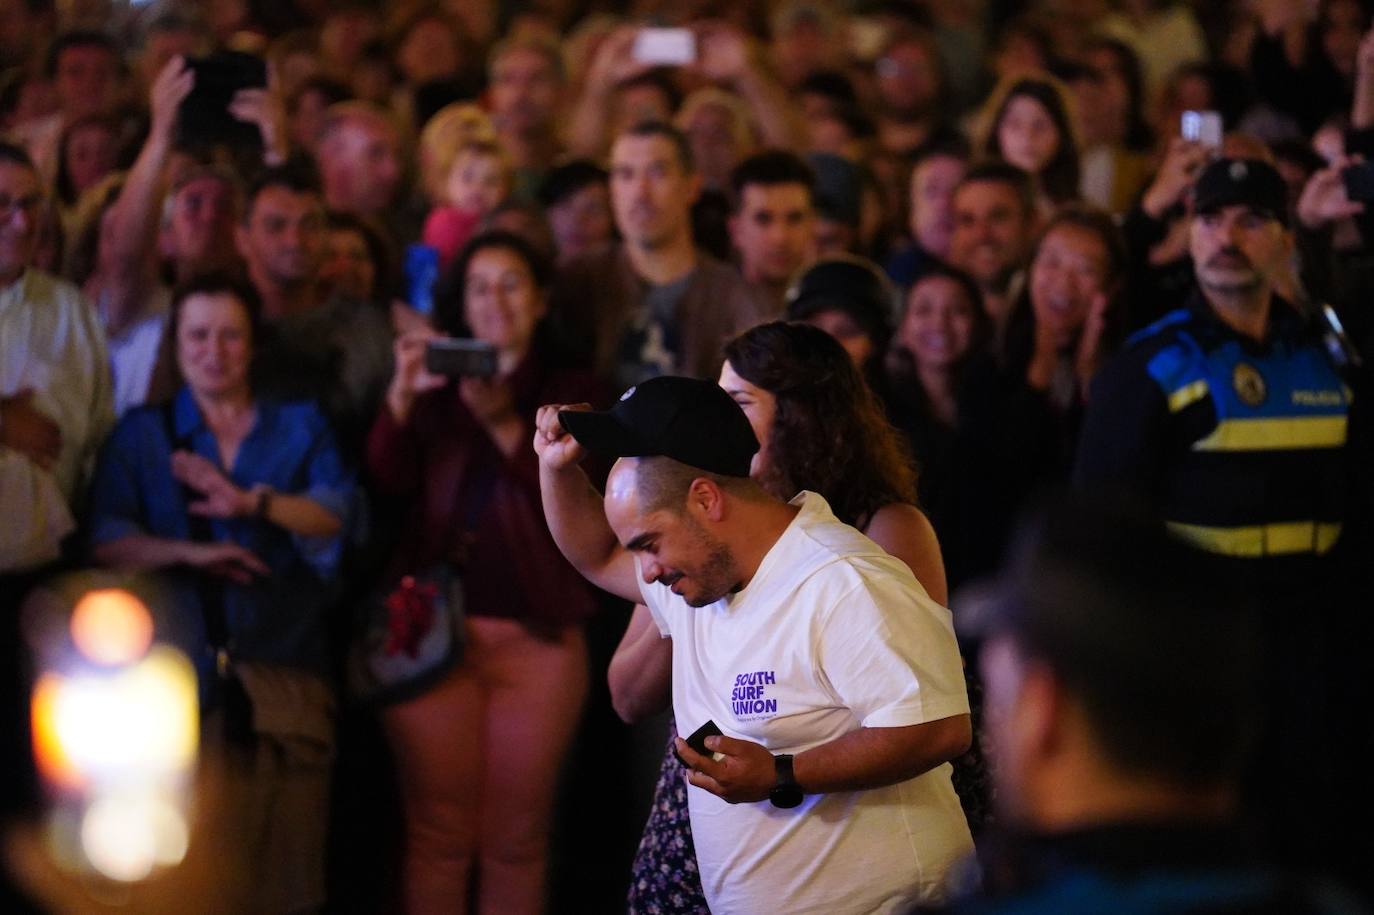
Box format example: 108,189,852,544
86,273,353,913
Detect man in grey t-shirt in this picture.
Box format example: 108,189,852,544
550,122,765,388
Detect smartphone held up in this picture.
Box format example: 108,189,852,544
175,51,267,151
632,28,696,66
425,338,500,378
1180,110,1224,151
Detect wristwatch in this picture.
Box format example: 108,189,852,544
254,486,274,520
769,753,803,809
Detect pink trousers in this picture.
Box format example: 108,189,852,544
383,615,588,915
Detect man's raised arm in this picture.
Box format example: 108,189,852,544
534,403,642,603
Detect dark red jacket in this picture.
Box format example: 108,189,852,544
366,354,608,627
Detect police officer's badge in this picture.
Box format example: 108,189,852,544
1233,362,1267,406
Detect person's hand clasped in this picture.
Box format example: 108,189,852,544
533,403,590,470
184,540,270,584
459,376,516,426
1075,292,1111,390
675,735,778,805
0,389,62,469
1297,156,1366,230
170,450,253,518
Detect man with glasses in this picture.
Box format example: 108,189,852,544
0,140,113,844
0,141,113,573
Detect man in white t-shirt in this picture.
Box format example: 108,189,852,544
535,375,974,913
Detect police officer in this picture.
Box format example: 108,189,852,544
1073,157,1368,897
1075,156,1349,550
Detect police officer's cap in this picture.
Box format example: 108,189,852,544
1192,158,1289,226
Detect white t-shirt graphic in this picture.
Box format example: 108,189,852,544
640,492,973,914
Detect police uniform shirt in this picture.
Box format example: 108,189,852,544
1073,291,1350,559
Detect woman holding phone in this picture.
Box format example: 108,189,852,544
366,231,605,914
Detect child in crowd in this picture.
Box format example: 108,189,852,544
421,139,512,268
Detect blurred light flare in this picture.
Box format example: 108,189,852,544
30,588,200,883
69,588,154,667
80,791,190,882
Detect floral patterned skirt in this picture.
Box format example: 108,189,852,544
627,726,710,915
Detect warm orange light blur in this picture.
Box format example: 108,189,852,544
70,589,154,666
31,673,84,790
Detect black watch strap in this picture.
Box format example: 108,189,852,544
769,753,804,808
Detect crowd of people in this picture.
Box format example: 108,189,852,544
1,0,1372,912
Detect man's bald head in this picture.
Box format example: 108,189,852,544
621,455,759,515
316,101,404,215
604,457,756,608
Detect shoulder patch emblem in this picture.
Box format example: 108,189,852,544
1232,362,1267,407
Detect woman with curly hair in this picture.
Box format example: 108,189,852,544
612,321,948,914
719,322,940,564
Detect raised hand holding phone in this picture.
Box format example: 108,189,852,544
386,331,446,424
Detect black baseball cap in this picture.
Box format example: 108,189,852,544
559,376,759,477
786,256,896,350
1192,157,1288,225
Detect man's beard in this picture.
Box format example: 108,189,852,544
681,519,741,608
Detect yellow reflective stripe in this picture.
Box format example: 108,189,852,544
1193,416,1347,451
1167,521,1342,557
1167,379,1209,413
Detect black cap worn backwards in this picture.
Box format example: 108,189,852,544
559,376,759,478
1192,157,1289,225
